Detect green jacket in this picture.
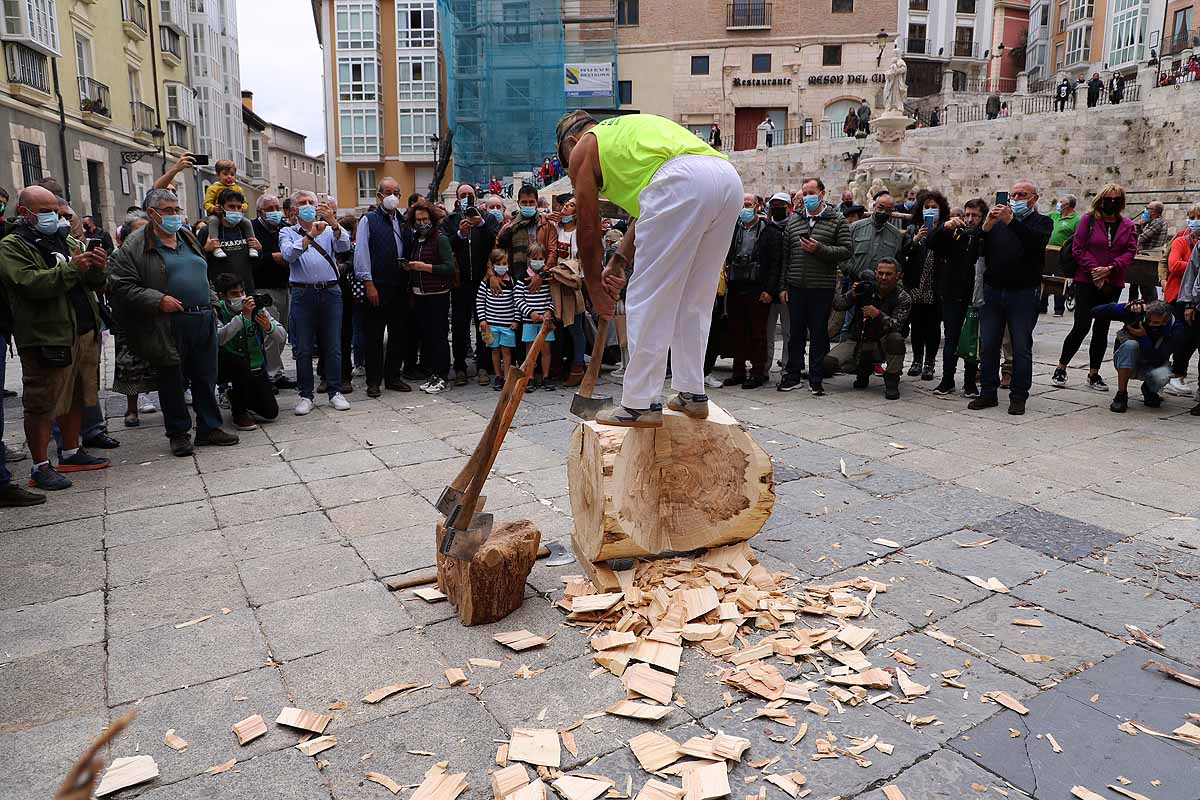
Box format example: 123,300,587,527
846,217,908,278
1048,211,1081,248
777,206,851,291
0,225,105,350
108,225,217,368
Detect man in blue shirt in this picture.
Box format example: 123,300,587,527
279,191,352,415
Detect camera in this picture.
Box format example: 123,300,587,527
1122,301,1146,328
851,278,878,306
249,292,273,310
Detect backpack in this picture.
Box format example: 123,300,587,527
1057,215,1092,279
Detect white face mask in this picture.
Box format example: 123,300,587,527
381,194,401,212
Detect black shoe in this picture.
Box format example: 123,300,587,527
1051,366,1067,386
82,432,120,449
317,379,328,394
525,377,540,393
1143,391,1163,408
1110,391,1128,413
810,383,825,397
1,388,15,398
169,434,194,457
367,384,382,398
1008,398,1026,415
853,374,870,389
0,482,46,506
920,364,935,381
542,379,557,392
454,373,469,387
722,376,745,388
883,375,900,400
777,379,802,392
274,375,297,389
907,363,922,377
385,380,413,393
968,396,999,410
962,382,980,398
932,379,955,395
741,377,765,390
1191,402,1200,416
194,429,240,447
1087,373,1110,392
493,376,504,391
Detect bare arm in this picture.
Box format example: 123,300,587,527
569,134,612,316
154,154,194,190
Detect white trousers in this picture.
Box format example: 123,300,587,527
622,155,743,409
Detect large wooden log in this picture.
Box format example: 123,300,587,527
568,403,774,562
436,519,541,626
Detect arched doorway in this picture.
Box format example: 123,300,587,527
824,97,864,139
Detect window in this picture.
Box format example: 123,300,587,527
339,106,380,156
953,26,974,57
1068,0,1094,23
751,53,771,73
822,44,842,66
3,0,60,55
909,0,928,9
4,42,48,90
160,25,182,58
1172,8,1193,48
1065,22,1091,63
397,54,437,101
1054,43,1064,67
18,140,42,187
168,120,189,149
337,55,379,101
397,0,436,48
906,23,927,53
617,0,638,26
831,0,853,12
397,108,437,154
956,0,976,12
74,33,92,79
690,55,709,75
1058,0,1067,30
1108,0,1148,66
617,80,632,105
248,135,261,166
1040,4,1049,25
159,0,186,30
357,168,376,205
165,81,196,124
500,1,529,44
335,0,379,50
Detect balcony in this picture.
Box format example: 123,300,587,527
246,157,265,181
159,26,182,65
131,101,158,140
122,0,148,41
726,2,771,30
77,76,112,126
953,40,979,58
4,42,50,98
1163,29,1199,57
904,38,929,55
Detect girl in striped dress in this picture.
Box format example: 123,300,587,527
516,243,556,391
477,249,518,391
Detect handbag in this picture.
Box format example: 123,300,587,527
308,234,365,301
35,345,73,368
957,306,980,362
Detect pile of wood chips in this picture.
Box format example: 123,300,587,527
492,542,927,800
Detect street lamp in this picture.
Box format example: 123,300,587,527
277,182,286,199
876,29,891,67
429,133,441,162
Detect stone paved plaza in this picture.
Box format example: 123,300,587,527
2,314,1199,800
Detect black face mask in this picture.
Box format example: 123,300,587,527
874,211,891,225
1100,197,1121,214
770,207,788,222
415,223,432,236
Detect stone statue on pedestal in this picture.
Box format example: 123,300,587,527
882,44,908,115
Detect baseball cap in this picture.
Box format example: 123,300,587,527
769,192,792,204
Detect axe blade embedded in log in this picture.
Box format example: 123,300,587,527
438,319,553,561
569,316,612,421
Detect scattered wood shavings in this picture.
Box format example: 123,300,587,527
445,668,467,686
554,775,612,800
413,587,447,603
1107,786,1152,800
96,756,160,796
163,729,188,752
508,728,561,768
470,658,503,668
607,700,672,720
276,707,332,734
881,786,907,800
1011,618,1043,627
206,758,237,776
366,771,404,795
231,714,267,745
1143,660,1200,688
363,681,421,704
296,736,337,756
492,763,530,800
1070,787,1106,800
495,630,551,651
174,614,212,629
1123,625,1164,650
983,691,1029,715
1046,734,1062,753
964,576,1009,593
954,538,997,548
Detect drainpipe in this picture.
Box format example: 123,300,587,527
50,58,71,201
147,0,166,172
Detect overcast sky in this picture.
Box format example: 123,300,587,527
237,0,327,154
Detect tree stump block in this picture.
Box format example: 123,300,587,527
436,519,541,626
568,402,774,562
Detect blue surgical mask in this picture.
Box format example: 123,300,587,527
264,210,284,225
1141,209,1150,222
562,215,574,224
494,264,509,276
520,206,537,219
803,195,821,213
298,205,317,223
158,213,185,234
529,259,546,271
487,209,503,223
739,208,755,223
57,217,70,233
1010,199,1029,217
1055,202,1063,214
922,208,939,225
225,211,244,226
1188,219,1200,233
33,211,60,235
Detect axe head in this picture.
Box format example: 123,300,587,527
570,391,612,421
438,510,495,561
434,485,464,516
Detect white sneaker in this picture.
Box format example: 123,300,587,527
294,397,314,415
248,248,259,259
704,374,723,389
137,395,158,414
1165,377,1192,396
421,377,447,394
330,392,351,410
611,366,626,381
213,247,228,259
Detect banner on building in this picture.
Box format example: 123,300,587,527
565,63,613,97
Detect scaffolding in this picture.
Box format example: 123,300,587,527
438,0,617,186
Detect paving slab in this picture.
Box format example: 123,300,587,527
851,748,1031,800
0,643,106,733
833,460,943,497
111,666,295,787
1152,609,1200,668
107,608,271,704
371,437,461,467
891,484,1020,528
0,518,105,609
816,497,966,547
351,525,436,577
1010,563,1193,637
905,535,1066,589
1080,539,1200,604
935,595,1123,685
773,475,880,516
255,580,413,662
418,476,537,512
820,555,992,628
307,467,412,509
212,483,319,527
274,432,363,461
975,506,1128,562
105,472,208,511
290,449,387,482
107,564,250,636
221,510,342,560
950,688,1199,800
104,500,217,547
192,442,285,473
106,528,232,587
201,462,300,497
238,541,372,606
0,486,104,531
326,492,441,538
1036,488,1174,536
135,746,329,800
0,712,110,799
0,590,104,660
753,519,892,577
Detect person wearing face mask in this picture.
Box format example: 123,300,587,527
354,178,415,397
1090,300,1183,412
846,191,905,280
552,195,589,386
0,185,113,495
1164,205,1200,399
929,197,987,397
973,179,1053,415
761,192,792,378
498,185,559,286
443,183,499,386
1043,194,1079,316
213,273,285,429
1131,200,1169,302
251,194,296,390
776,177,851,396
723,192,781,390
900,190,951,382
108,188,241,456
405,200,457,394
198,188,263,291
1051,183,1136,394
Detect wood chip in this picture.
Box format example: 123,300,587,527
1046,734,1062,753
1011,618,1043,627
513,780,549,800
445,668,468,686
636,779,686,800
572,593,624,613
682,760,730,800
632,639,684,673
96,755,160,796
1124,625,1165,650
874,741,894,755
366,771,404,795
296,735,337,756
1107,785,1153,800
954,537,998,548
509,728,561,768
983,691,1029,715
621,663,676,705
881,787,907,800
608,700,673,720
163,729,188,752
836,625,876,650
1070,788,1106,800
965,576,1009,593
492,763,531,800
174,614,212,629
471,658,503,668
871,538,900,548
232,714,267,745
206,758,237,776
554,775,613,800
363,681,422,704
495,630,551,651
413,587,448,602
411,769,469,800
764,774,806,798
1020,654,1055,663
896,669,929,698
276,707,332,734
682,587,720,621
678,734,751,763
630,731,682,771
1143,659,1200,688
592,631,638,651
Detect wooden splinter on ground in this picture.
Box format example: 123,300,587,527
568,402,774,585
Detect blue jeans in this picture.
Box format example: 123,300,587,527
157,309,224,437
570,313,587,365
784,287,834,385
1114,339,1171,396
352,304,366,368
290,285,343,399
979,285,1039,402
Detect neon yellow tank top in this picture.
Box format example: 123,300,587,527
587,114,725,218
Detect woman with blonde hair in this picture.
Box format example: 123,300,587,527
1051,182,1138,391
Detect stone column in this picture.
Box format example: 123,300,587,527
1136,57,1159,96
1016,70,1028,95
756,124,768,151
942,68,955,94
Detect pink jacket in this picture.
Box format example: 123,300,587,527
1072,214,1137,288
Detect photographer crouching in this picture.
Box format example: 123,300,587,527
214,273,288,429
822,258,912,399
1092,299,1183,413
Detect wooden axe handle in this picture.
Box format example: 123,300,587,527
577,317,609,400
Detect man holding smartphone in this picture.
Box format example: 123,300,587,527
444,184,500,385
971,180,1053,415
